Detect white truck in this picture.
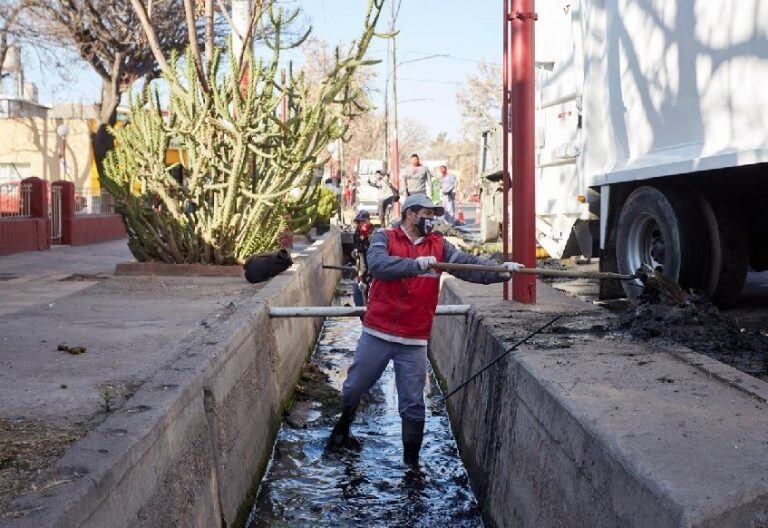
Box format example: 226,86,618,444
477,0,768,304
355,158,384,215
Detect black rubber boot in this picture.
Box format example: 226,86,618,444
327,405,361,451
402,419,425,466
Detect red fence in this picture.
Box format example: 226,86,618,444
0,218,48,255
0,178,125,256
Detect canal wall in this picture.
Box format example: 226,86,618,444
429,277,768,528
7,232,341,528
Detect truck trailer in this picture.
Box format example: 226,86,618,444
477,0,768,304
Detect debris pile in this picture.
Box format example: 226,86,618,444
0,418,86,517
617,291,768,380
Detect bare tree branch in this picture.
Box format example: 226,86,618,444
127,0,172,75
183,0,209,93
204,0,214,69
0,0,36,72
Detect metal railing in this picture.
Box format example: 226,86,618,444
50,185,62,244
75,189,115,215
0,182,31,219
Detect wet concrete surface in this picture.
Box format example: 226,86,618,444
245,284,483,528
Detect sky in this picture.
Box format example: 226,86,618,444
21,0,502,139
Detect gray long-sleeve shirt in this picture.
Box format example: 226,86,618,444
401,164,434,196
366,228,507,284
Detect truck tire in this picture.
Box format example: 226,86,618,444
711,202,749,305
616,185,715,299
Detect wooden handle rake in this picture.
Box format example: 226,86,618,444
430,262,635,281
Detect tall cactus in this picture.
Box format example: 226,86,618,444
104,1,385,264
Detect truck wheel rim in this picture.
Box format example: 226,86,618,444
626,213,665,274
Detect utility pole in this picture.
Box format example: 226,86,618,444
390,0,400,213
382,39,390,177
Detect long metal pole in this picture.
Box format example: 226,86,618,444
269,305,472,318
510,0,537,303
383,39,390,176
390,1,401,214
502,0,511,301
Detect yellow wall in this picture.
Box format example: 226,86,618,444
0,117,97,191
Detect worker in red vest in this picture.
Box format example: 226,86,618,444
327,193,523,465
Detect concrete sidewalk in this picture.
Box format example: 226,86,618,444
0,240,133,318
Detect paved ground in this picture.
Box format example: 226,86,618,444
0,274,254,425
0,240,133,318
0,238,318,426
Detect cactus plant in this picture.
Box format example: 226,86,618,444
104,1,385,264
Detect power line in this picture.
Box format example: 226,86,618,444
399,50,500,67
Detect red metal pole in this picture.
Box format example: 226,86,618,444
510,0,537,303
502,0,511,301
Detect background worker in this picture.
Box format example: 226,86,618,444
401,153,435,197
327,193,523,466
370,169,399,226
438,165,458,225
351,210,373,307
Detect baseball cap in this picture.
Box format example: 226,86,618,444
354,210,371,222
401,193,445,216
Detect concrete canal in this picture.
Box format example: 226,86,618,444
244,282,483,527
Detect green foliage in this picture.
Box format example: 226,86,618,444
103,2,384,264
288,186,338,233
101,386,114,413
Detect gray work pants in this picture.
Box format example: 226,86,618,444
341,330,427,422
441,192,456,225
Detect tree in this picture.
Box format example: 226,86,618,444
342,109,384,174
102,0,386,264
425,132,477,195
0,0,34,73
397,117,428,166
455,61,501,141
299,36,381,178
26,1,191,176
23,0,300,177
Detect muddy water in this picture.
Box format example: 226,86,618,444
245,284,483,528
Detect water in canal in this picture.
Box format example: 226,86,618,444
245,283,483,528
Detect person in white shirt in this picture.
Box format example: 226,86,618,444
369,170,399,226
438,165,458,225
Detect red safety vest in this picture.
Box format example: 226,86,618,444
363,227,445,340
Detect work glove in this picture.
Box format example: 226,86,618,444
415,256,437,273
501,261,525,280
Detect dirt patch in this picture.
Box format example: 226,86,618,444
616,293,768,380
0,418,87,518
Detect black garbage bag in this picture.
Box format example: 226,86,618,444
243,249,293,284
